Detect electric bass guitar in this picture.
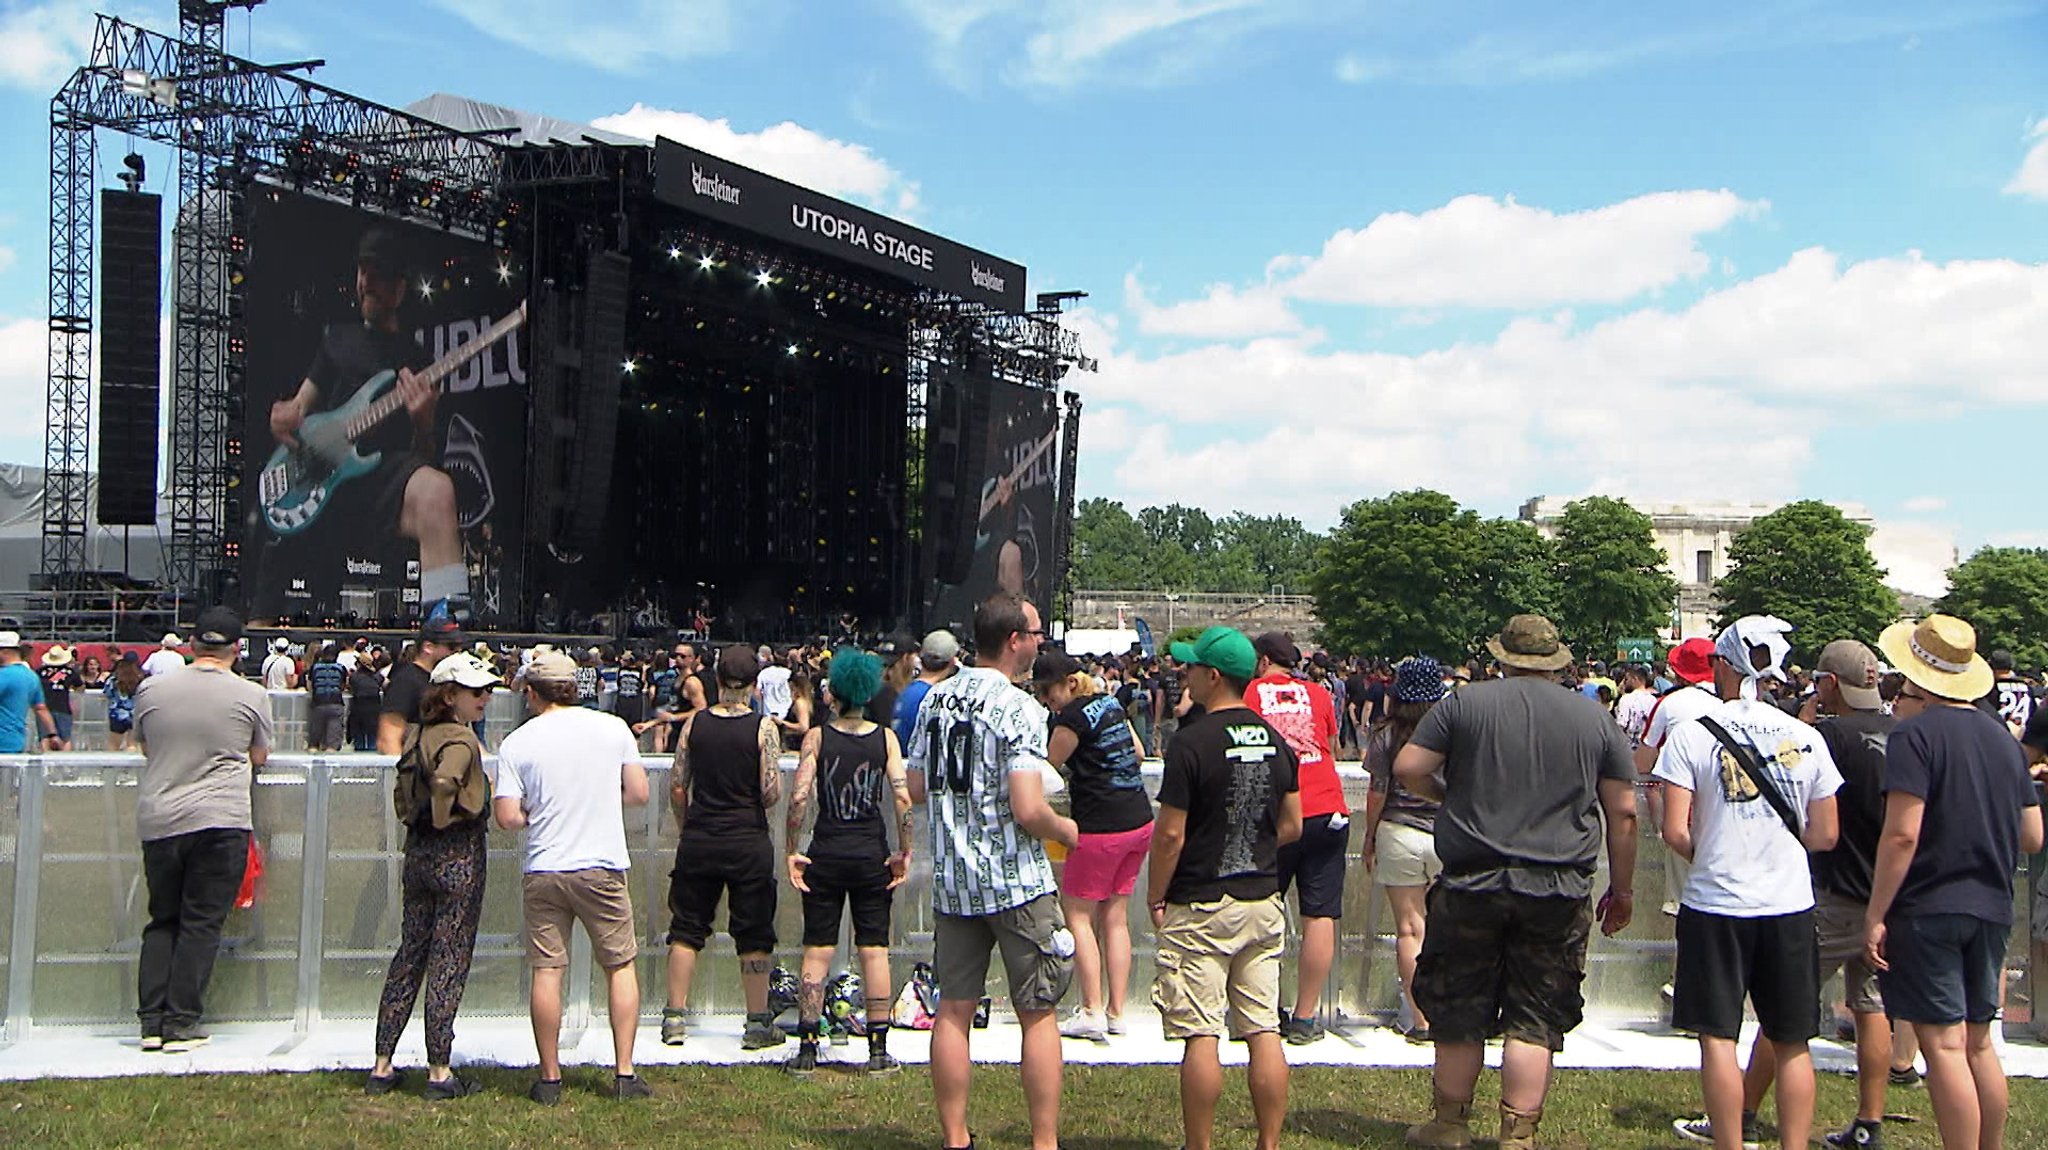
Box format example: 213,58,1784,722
258,303,526,536
975,427,1058,549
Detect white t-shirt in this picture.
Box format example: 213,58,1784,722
1652,698,1843,917
142,649,186,678
1643,683,1720,753
336,649,360,674
261,652,295,690
492,705,640,874
1613,688,1658,748
907,665,1058,916
757,665,793,720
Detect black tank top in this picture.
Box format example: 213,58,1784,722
683,709,769,839
808,724,891,862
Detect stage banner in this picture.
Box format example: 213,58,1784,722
652,137,1027,313
931,379,1060,629
240,187,529,625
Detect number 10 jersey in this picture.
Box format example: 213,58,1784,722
908,666,1060,916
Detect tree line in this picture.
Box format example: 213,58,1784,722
1069,492,2048,668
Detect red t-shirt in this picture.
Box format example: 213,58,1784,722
1245,672,1344,817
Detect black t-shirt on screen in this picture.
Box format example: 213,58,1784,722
381,660,432,724
1052,693,1154,835
305,322,434,458
1155,707,1298,905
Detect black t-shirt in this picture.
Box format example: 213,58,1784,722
1991,678,2036,732
574,665,600,708
1360,678,1388,720
1052,693,1154,835
1155,708,1298,904
868,683,901,732
1344,674,1368,715
2025,702,2048,760
305,321,433,458
614,666,646,721
1160,673,1184,715
683,709,772,840
649,667,681,710
1811,709,1895,903
306,661,349,706
1885,704,2040,923
381,660,432,724
809,723,892,862
350,665,384,701
39,666,80,714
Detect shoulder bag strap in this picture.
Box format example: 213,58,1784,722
1697,715,1802,841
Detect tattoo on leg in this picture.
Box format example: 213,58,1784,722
739,957,773,975
800,979,825,1022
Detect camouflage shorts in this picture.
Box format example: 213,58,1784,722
1412,885,1592,1052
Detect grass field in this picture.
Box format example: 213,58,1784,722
2,1064,2045,1149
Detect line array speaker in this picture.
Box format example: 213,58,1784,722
97,189,162,526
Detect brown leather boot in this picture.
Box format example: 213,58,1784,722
1404,1085,1474,1149
1499,1103,1543,1150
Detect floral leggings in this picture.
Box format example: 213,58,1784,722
375,821,487,1065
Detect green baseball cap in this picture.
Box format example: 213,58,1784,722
1170,626,1258,681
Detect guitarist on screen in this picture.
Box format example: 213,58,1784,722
267,229,470,621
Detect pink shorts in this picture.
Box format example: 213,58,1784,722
1062,822,1155,902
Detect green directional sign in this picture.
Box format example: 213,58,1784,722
1617,637,1659,664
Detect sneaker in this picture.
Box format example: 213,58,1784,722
1672,1113,1767,1150
1060,1009,1107,1042
1281,1015,1325,1045
1888,1064,1922,1087
742,1016,787,1050
527,1078,564,1106
424,1075,484,1101
139,1032,163,1053
787,1044,819,1079
1105,1014,1126,1036
1402,1025,1434,1045
972,997,992,1029
864,1050,901,1077
161,1028,210,1053
611,1073,653,1100
363,1070,403,1095
660,1008,689,1047
1824,1118,1884,1149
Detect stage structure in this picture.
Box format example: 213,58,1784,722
42,7,1091,638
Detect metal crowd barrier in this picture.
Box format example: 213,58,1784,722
0,747,2029,1040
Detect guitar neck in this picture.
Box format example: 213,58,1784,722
981,432,1057,518
345,306,526,442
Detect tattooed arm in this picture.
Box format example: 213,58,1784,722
758,715,784,810
786,726,822,891
670,713,695,831
885,727,913,890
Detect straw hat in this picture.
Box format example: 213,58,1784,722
41,644,73,667
1877,614,1993,702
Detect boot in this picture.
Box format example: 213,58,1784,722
1404,1086,1474,1149
1499,1103,1543,1150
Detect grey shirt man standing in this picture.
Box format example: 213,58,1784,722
132,606,272,1052
1394,614,1638,1150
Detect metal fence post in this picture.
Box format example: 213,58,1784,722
293,757,332,1035
5,758,47,1043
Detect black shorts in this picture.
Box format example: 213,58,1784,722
1275,813,1348,919
1672,906,1820,1043
1413,885,1592,1051
370,451,430,537
665,833,778,953
1876,912,2009,1026
799,855,894,949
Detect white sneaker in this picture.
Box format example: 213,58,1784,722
1059,1009,1107,1042
1105,1013,1125,1036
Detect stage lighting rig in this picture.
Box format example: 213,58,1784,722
117,152,146,191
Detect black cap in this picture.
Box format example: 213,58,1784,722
193,606,244,648
418,615,468,650
716,644,760,687
1253,631,1300,669
1031,647,1084,684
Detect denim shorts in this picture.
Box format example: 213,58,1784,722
1876,913,2009,1026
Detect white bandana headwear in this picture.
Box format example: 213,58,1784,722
1714,615,1794,700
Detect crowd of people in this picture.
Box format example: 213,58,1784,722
2,593,2044,1150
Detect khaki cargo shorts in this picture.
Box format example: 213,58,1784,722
933,893,1074,1013
1152,894,1286,1040
523,867,639,970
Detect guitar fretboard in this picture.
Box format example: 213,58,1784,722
342,305,526,443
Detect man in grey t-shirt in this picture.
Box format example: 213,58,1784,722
1393,614,1639,1150
132,606,272,1052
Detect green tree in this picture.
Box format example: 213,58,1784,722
1215,513,1320,595
1714,501,1897,658
1308,489,1556,659
1938,547,2048,672
1070,499,1155,589
1551,496,1679,661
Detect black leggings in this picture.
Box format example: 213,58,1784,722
375,822,487,1064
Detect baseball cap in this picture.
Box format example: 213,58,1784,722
717,644,761,686
418,614,467,650
271,637,291,653
1170,626,1258,681
1816,639,1884,711
921,629,961,663
431,652,503,689
193,606,244,647
522,651,578,685
160,632,183,647
1252,632,1301,669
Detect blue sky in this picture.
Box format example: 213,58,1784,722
1,0,2044,593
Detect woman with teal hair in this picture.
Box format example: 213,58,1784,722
782,648,914,1077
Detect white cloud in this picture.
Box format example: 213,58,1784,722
428,0,733,73
897,0,1290,89
1868,523,1956,598
590,105,922,218
0,1,115,90
1902,495,1948,514
1075,245,2048,528
1123,272,1302,339
1277,191,1764,309
2005,119,2048,201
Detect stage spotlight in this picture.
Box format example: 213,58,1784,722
666,245,681,260
785,343,800,357
754,270,773,287
699,255,715,270
622,358,639,374
495,261,513,284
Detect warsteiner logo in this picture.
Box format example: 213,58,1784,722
690,163,741,206
970,262,1006,293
